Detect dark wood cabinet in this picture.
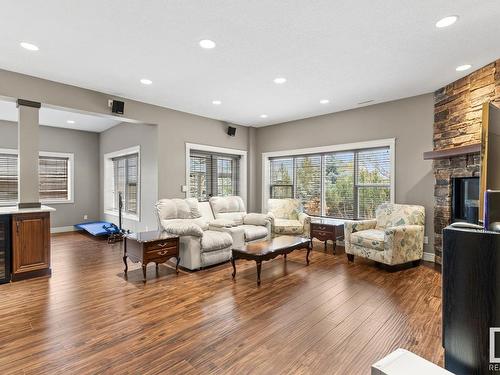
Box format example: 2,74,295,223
11,212,51,281
442,226,500,374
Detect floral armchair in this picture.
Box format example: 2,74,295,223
344,203,425,266
267,198,311,237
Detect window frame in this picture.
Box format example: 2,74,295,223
262,138,395,217
103,146,141,222
185,143,247,205
0,148,74,206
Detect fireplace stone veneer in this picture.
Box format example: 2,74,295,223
432,60,500,264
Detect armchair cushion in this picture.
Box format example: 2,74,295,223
201,230,233,252
351,229,385,251
375,203,425,229
274,219,304,235
267,198,301,220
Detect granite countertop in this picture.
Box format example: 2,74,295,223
0,205,56,215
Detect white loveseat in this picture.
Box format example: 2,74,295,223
155,198,233,270
208,196,272,245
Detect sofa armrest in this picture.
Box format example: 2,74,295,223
343,219,377,253
243,213,272,226
209,219,236,228
161,221,204,237
384,225,424,264
298,212,311,237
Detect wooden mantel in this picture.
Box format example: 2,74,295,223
423,143,481,160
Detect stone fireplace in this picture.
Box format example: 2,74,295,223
432,60,500,264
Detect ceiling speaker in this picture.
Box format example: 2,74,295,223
111,100,124,115
227,126,236,137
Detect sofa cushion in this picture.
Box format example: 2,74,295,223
156,198,201,220
201,230,233,252
274,219,304,234
161,219,204,237
350,229,385,251
239,224,268,241
209,196,246,224
243,213,271,226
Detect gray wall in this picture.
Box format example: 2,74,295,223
99,122,158,232
254,94,435,254
0,69,252,207
0,120,100,228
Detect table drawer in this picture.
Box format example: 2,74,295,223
311,223,335,233
145,239,178,251
311,230,334,241
146,245,178,259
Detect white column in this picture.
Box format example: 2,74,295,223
16,99,41,208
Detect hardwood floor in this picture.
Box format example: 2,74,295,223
0,232,443,374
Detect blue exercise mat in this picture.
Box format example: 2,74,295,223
74,221,120,236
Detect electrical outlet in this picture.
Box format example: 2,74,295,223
424,236,428,245
107,99,113,108
83,214,88,220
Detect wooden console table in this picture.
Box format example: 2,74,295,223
123,231,180,282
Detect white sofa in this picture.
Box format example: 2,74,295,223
209,196,272,245
155,198,233,270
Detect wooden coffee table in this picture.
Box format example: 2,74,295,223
231,236,311,286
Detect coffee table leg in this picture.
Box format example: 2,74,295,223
256,260,262,286
123,255,128,274
306,244,311,265
231,257,236,279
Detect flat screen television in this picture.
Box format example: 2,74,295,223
480,102,500,226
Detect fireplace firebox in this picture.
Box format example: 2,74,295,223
451,177,480,224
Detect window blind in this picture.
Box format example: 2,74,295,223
0,153,18,205
0,153,71,205
112,153,138,214
39,156,69,201
189,150,240,201
269,146,391,219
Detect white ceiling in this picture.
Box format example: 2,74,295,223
0,100,120,132
0,0,499,127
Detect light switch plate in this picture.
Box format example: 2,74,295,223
181,185,187,193
424,236,428,244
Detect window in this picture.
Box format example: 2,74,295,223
189,150,240,201
104,146,140,220
268,143,393,219
0,150,73,205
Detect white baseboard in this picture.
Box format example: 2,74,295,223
422,252,435,263
51,226,78,234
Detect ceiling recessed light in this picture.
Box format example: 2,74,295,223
199,39,216,49
436,15,458,28
456,64,472,72
212,100,222,105
320,99,330,104
140,78,152,85
66,120,75,124
20,42,39,51
260,114,268,119
273,77,287,84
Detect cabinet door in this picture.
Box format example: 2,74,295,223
12,212,50,276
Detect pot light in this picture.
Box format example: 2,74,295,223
436,15,458,28
140,78,153,85
273,77,287,84
20,42,39,51
260,114,268,119
199,39,216,49
320,99,330,104
456,64,472,72
66,120,75,124
212,100,222,105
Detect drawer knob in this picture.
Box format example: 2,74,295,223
157,242,168,248
158,250,169,256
